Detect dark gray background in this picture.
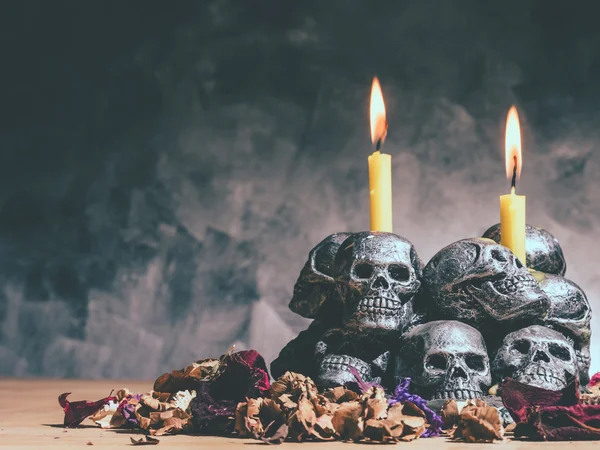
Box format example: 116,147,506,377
0,0,598,379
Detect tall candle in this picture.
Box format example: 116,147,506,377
369,77,392,232
499,106,526,264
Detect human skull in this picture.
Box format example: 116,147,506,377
493,325,578,390
288,232,352,319
422,238,549,335
482,224,566,276
314,328,389,388
334,232,422,332
538,274,592,386
392,320,491,400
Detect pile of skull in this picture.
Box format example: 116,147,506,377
271,224,592,403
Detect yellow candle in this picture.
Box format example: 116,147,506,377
369,150,392,232
499,106,526,265
369,77,392,232
500,187,526,264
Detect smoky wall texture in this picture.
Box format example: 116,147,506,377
1,0,599,378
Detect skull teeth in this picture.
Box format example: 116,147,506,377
432,389,484,400
358,297,401,311
321,356,370,380
492,274,537,294
519,366,566,387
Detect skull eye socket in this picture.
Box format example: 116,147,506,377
511,339,531,354
548,343,571,361
388,264,410,281
465,354,486,371
491,249,507,262
515,258,524,268
354,263,374,279
425,353,447,371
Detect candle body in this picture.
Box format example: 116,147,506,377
368,150,392,232
499,188,526,265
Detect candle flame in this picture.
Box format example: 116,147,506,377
370,77,387,145
505,105,522,182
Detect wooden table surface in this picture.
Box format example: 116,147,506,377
0,378,597,449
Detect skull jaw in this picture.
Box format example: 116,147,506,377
414,378,486,401
514,365,571,391
345,300,412,332
317,355,376,388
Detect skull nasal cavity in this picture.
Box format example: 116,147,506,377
533,350,551,363
373,276,389,289
450,365,468,379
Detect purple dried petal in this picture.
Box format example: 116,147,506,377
388,378,443,438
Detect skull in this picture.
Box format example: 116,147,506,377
482,223,566,276
314,328,389,388
422,238,549,338
493,325,578,390
538,273,592,386
288,232,352,320
392,320,491,400
334,232,422,332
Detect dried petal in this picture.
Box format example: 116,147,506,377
331,401,364,441
386,402,426,439
58,393,116,428
262,422,289,444
441,399,460,428
130,436,160,445
89,400,120,428
234,398,264,437
310,414,336,441
363,418,400,443
501,378,579,423
189,383,237,434
322,387,358,404
171,390,196,411
453,402,504,443
517,404,600,440
388,378,443,437
153,358,223,393
363,389,387,420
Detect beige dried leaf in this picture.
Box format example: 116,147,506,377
323,387,359,403
310,414,336,441
453,403,504,443
441,399,460,428
331,401,365,441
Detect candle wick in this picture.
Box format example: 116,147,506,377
376,139,382,151
510,155,518,190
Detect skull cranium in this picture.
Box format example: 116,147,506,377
422,238,549,340
538,274,592,386
289,232,352,320
482,223,566,276
392,320,491,400
493,325,578,390
334,232,422,332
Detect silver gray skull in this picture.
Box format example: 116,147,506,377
422,238,549,334
538,274,592,386
393,320,491,400
334,232,422,332
482,224,566,276
493,325,578,390
314,328,389,388
289,232,352,319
